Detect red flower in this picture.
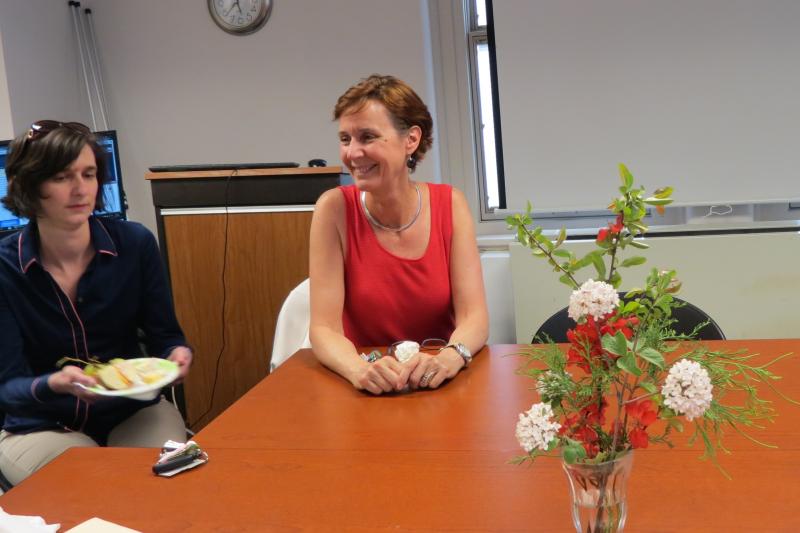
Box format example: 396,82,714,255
596,227,609,244
596,214,624,244
599,315,640,341
629,426,649,449
626,400,658,427
626,400,658,449
611,214,624,233
573,425,601,458
581,399,607,426
559,414,579,436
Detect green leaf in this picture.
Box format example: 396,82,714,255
622,301,640,314
616,351,642,376
526,200,532,213
553,249,571,258
629,240,650,249
667,417,684,433
531,248,545,256
638,347,666,369
591,253,606,279
620,256,647,268
505,215,517,226
558,274,575,288
654,186,673,199
562,441,587,464
602,330,628,357
555,226,567,247
619,163,634,189
643,197,673,206
574,253,595,270
640,381,658,394
538,235,555,252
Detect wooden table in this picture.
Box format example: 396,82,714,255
1,341,799,532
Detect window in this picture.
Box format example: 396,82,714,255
467,0,504,214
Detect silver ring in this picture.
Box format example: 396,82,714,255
420,369,437,388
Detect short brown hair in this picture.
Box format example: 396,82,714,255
1,122,108,218
334,74,433,172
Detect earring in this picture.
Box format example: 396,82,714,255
406,155,417,169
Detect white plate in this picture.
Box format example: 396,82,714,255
75,358,179,401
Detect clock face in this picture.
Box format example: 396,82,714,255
208,0,272,35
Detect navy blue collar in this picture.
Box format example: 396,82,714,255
18,216,118,273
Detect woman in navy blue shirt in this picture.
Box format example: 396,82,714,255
0,121,192,485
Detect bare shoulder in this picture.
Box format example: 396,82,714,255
449,186,472,224
450,186,468,207
314,187,346,223
315,187,344,211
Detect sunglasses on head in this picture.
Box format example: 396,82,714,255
26,120,92,142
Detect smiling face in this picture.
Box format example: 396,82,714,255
37,143,98,228
338,100,420,191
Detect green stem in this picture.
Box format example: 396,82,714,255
520,225,580,289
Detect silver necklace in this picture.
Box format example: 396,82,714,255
360,184,422,233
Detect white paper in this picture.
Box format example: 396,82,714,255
0,506,59,533
64,517,142,533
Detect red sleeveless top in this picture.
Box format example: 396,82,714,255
341,183,455,346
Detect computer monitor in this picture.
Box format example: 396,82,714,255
0,130,126,235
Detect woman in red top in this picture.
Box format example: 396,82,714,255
310,75,488,395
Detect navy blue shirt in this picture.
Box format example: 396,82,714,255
0,217,188,442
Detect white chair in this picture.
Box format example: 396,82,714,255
270,278,311,371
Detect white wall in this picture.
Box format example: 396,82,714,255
480,250,515,343
0,0,90,135
0,0,439,230
88,0,438,230
0,27,13,139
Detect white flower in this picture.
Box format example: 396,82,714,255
661,359,713,421
515,402,561,453
393,341,419,363
567,279,620,321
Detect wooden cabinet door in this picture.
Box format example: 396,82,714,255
163,210,313,430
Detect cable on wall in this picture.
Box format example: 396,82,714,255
187,169,237,429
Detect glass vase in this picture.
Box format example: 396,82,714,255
561,451,634,533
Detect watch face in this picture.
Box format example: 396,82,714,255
208,0,272,35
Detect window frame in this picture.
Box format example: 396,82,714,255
466,0,507,218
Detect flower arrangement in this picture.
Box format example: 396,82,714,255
507,165,796,472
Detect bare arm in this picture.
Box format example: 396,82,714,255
408,187,489,388
447,187,489,354
308,189,407,394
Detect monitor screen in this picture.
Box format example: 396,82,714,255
0,130,126,235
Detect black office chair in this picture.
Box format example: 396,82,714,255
532,295,725,343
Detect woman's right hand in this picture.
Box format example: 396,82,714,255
351,357,411,395
47,365,100,402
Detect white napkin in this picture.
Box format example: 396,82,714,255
0,506,59,533
393,341,420,363
65,517,142,532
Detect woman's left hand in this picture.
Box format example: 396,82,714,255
406,351,464,390
167,346,193,383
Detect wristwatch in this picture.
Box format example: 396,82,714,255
441,343,472,368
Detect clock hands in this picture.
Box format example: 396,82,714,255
223,0,243,17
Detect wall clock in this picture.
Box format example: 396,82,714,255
208,0,272,35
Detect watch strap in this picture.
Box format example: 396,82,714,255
441,343,472,367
